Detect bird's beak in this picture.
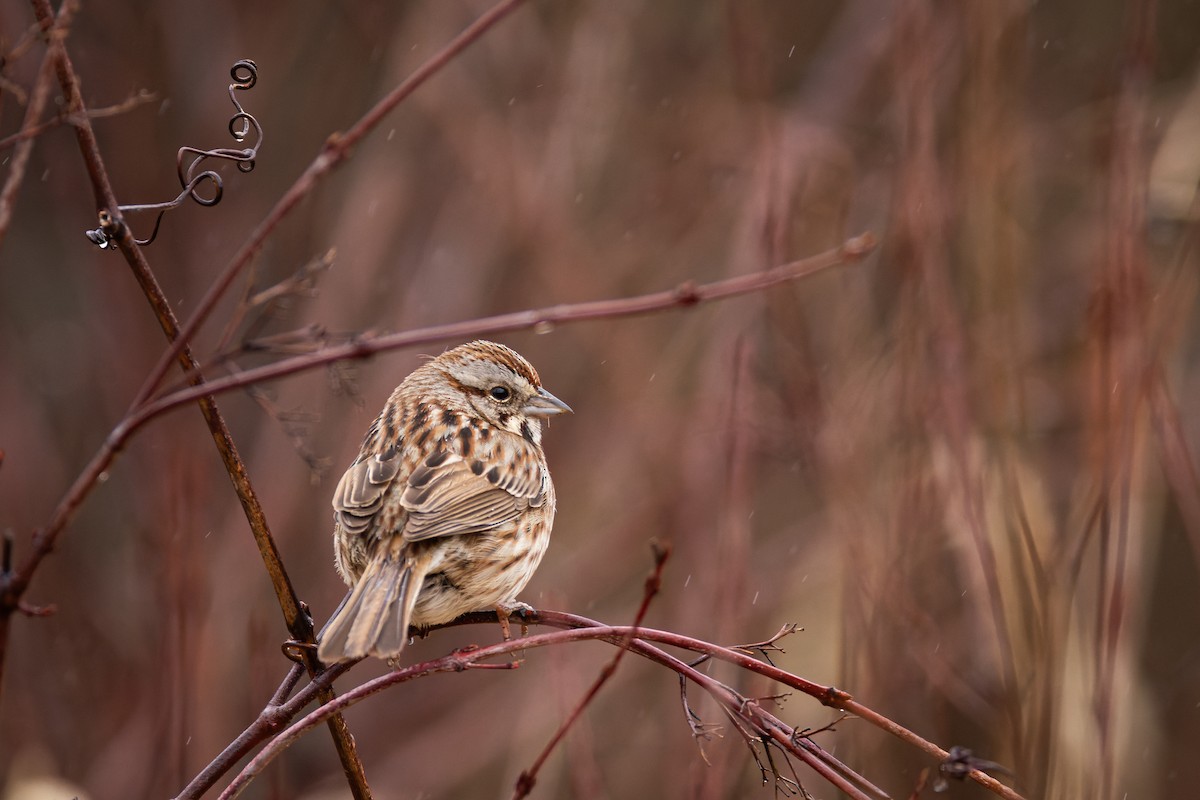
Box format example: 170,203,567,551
523,387,573,418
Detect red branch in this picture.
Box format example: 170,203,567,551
512,543,671,799
146,234,875,423
205,609,1024,800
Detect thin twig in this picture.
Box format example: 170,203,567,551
1148,372,1200,577
0,0,75,703
0,88,157,151
511,543,671,799
174,661,353,800
213,250,336,356
679,673,724,765
1090,4,1155,796
892,0,1023,739
0,1,71,250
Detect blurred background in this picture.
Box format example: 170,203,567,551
2,1,1199,798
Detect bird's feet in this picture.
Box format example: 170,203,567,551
494,601,536,641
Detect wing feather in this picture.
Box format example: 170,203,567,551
332,426,548,546
401,438,546,542
333,449,403,537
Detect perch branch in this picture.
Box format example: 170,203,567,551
194,608,1022,800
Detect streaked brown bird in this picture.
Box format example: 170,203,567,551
318,340,570,664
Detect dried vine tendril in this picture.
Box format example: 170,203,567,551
86,59,262,248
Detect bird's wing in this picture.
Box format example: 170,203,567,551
400,439,548,542
332,447,405,538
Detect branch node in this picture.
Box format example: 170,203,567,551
819,685,852,708
513,771,535,798
85,209,124,249
673,280,700,305
262,702,290,731
840,231,878,259
937,746,1014,789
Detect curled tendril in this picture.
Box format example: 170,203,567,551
86,59,262,249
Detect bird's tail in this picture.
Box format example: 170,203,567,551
318,553,424,663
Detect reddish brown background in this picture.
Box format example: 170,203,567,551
2,1,1199,798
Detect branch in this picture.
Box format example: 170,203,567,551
511,543,671,799
0,89,157,151
202,609,1023,800
145,234,876,425
0,0,71,250
173,661,353,800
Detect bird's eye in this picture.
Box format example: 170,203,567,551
490,386,511,401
